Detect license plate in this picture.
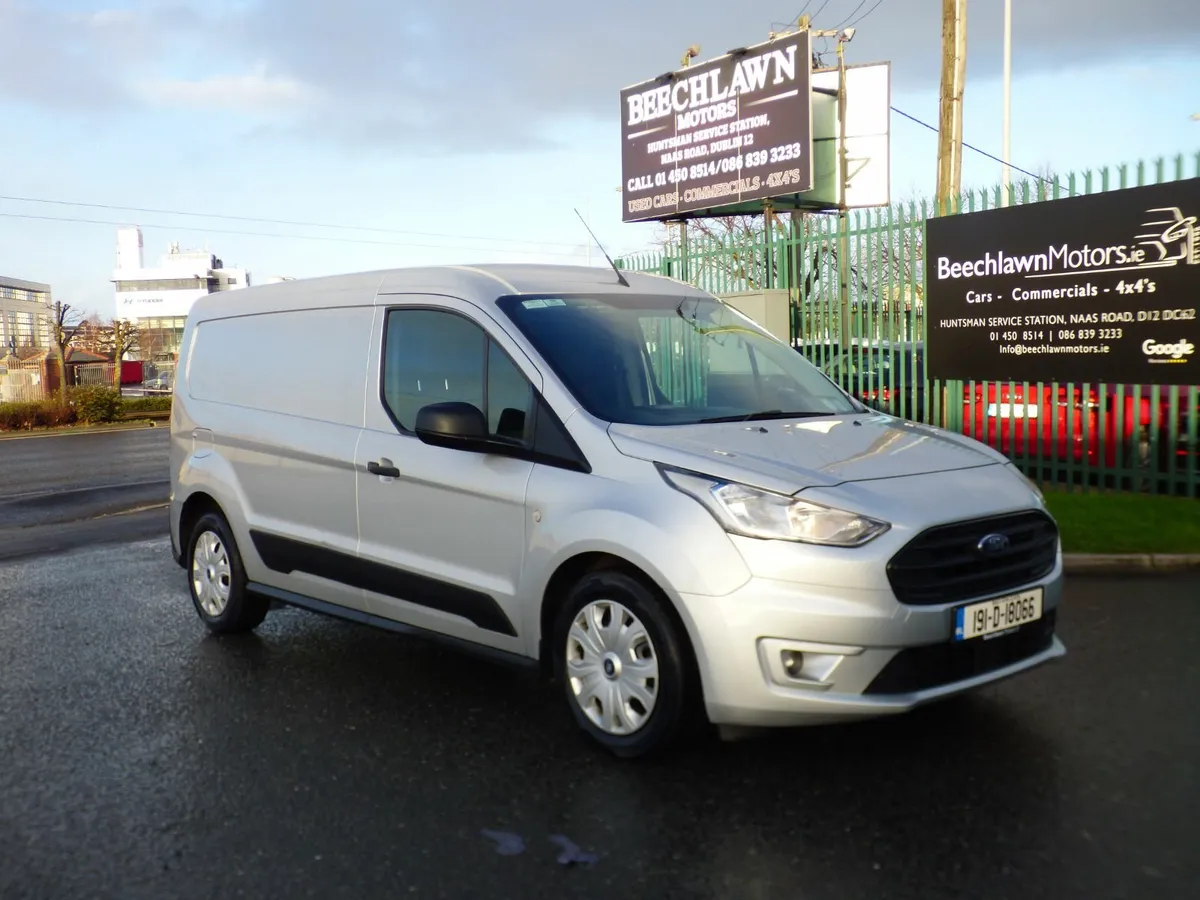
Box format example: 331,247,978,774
987,403,1039,419
954,589,1043,641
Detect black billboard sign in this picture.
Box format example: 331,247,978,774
926,178,1200,386
620,32,813,224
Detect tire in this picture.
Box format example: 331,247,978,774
552,570,699,759
186,511,268,634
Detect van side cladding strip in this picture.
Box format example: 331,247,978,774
245,582,534,669
248,530,518,637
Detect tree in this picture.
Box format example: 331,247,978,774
97,319,140,387
50,301,86,402
138,323,172,362
653,211,797,293
73,314,109,356
650,208,926,343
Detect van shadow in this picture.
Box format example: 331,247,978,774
181,607,1068,894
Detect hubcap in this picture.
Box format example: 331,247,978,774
566,600,659,736
191,530,232,617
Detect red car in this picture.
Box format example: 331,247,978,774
962,381,1195,473
799,340,1195,477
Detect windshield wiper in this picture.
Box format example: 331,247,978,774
698,410,835,424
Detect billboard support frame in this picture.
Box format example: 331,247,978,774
764,200,776,289
835,34,851,352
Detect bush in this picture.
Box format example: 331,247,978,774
119,396,173,414
0,400,76,431
70,385,122,424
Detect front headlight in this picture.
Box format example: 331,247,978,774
659,466,890,547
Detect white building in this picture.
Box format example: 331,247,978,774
111,226,251,360
0,275,53,355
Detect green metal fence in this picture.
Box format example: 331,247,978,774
618,151,1200,498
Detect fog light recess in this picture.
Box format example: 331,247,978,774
758,638,863,690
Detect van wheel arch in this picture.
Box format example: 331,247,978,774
538,553,703,691
178,492,227,568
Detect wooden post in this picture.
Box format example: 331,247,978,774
936,0,967,216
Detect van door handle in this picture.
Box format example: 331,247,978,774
367,460,400,478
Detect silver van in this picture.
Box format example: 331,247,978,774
169,264,1065,758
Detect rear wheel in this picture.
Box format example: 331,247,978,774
552,570,698,759
187,512,268,634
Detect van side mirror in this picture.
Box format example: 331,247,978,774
414,401,490,452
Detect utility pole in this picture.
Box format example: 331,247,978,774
936,0,968,216
675,44,701,283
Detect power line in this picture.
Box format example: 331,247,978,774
833,1,869,30
846,0,887,28
0,193,593,251
890,105,1056,185
810,0,833,24
0,210,592,259
779,2,812,28
770,3,812,34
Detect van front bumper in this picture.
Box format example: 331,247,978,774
675,565,1065,728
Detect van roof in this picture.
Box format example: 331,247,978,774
186,263,701,321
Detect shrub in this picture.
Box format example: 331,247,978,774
70,385,122,424
119,396,173,414
0,400,76,431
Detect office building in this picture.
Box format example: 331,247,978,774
111,226,251,360
0,275,53,355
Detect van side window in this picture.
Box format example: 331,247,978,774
382,308,533,445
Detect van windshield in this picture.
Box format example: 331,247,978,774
496,293,859,426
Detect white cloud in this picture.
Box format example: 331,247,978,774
137,64,323,113
69,9,140,28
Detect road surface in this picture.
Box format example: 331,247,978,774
0,427,169,561
0,535,1195,900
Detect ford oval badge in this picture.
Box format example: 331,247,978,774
977,533,1011,555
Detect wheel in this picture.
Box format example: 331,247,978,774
552,570,698,759
187,512,268,634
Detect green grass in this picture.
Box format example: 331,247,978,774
1044,489,1200,554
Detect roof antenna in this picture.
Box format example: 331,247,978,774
574,208,630,287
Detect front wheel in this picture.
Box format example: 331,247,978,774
552,570,699,759
187,512,268,634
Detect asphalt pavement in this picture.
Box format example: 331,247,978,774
0,535,1196,900
0,428,170,562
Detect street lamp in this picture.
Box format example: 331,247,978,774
1001,0,1012,206
809,23,856,351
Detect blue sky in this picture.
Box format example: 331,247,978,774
1,0,1197,318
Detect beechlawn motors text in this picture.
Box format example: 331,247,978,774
935,242,1172,282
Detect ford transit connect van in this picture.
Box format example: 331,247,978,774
169,264,1065,758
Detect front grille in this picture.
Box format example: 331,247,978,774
887,510,1059,606
863,610,1057,695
